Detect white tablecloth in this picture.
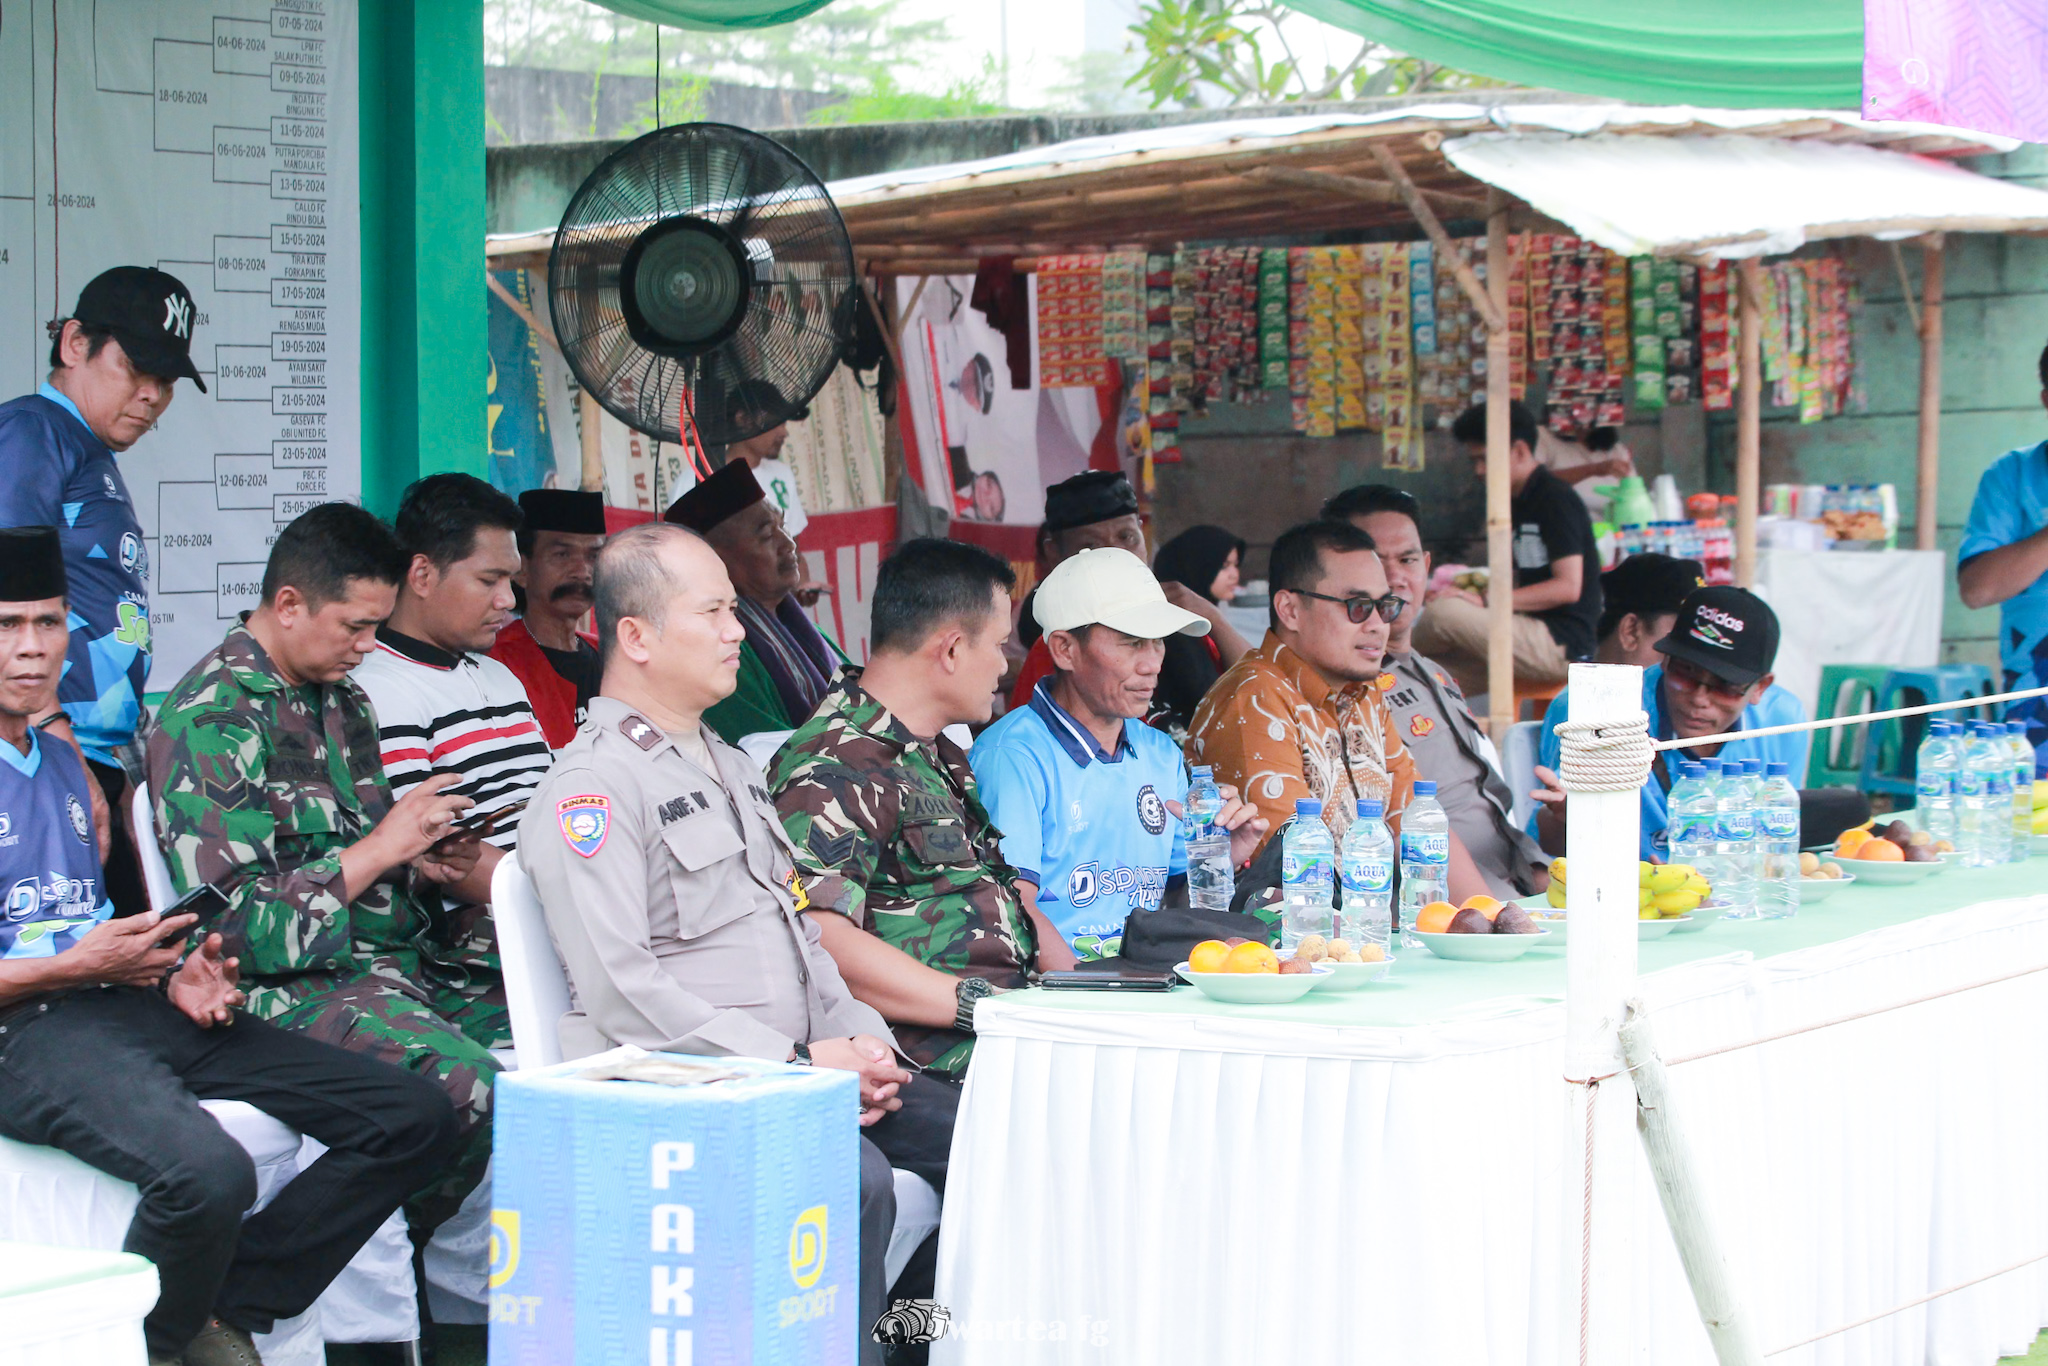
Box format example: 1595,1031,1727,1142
934,896,2048,1365
1750,548,1945,718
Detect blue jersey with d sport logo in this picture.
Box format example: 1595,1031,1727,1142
1961,439,2048,772
0,728,113,960
0,387,151,765
970,679,1188,960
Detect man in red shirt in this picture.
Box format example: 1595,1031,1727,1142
490,489,606,748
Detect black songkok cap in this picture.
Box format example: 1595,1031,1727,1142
663,459,765,533
1042,470,1138,535
518,489,607,536
0,527,68,603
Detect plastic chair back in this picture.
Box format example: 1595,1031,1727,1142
1502,720,1542,829
490,853,571,1071
129,783,178,914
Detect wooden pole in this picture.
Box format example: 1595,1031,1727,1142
1916,234,1946,552
1370,144,1506,333
1618,1001,1766,1366
1486,192,1514,737
1735,258,1764,588
1562,662,1644,1366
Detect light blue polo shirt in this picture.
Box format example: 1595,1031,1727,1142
1532,665,1809,861
970,678,1189,959
1961,439,2048,770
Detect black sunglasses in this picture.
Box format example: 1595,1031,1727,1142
1289,589,1407,624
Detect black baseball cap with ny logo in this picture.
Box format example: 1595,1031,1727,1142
67,266,208,393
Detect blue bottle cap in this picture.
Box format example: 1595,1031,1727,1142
1294,798,1323,816
1414,780,1437,796
1743,759,1763,775
1765,761,1787,777
2010,721,2028,734
1356,799,1383,819
1191,764,1213,778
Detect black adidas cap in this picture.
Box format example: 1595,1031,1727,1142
1655,586,1780,690
68,267,207,393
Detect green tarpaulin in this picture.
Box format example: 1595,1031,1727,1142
1281,0,1865,109
590,0,833,31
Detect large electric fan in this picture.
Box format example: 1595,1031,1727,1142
548,122,857,449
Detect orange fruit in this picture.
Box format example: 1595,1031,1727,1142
1835,828,1872,856
1461,894,1505,922
1222,941,1280,974
1415,900,1459,935
1187,940,1231,974
1857,838,1905,862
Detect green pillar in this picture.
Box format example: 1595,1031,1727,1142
358,0,485,517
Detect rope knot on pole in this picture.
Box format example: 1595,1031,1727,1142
1556,712,1654,794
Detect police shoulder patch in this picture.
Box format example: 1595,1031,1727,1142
557,794,611,857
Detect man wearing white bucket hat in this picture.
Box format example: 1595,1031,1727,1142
970,548,1266,962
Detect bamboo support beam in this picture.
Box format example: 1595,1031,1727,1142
1916,234,1946,552
1619,1001,1765,1366
578,390,604,495
1371,144,1507,333
1735,258,1764,588
1238,164,1492,219
1485,191,1514,739
485,270,559,354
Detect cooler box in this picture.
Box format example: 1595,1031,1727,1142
0,1240,158,1366
490,1047,860,1366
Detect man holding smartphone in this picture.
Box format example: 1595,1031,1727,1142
0,525,458,1366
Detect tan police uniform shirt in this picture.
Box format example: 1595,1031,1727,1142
521,696,894,1063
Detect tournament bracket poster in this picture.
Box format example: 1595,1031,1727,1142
0,0,362,689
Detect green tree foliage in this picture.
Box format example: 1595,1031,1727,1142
806,56,1009,125
1126,0,1507,109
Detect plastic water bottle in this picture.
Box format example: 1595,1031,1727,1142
1398,781,1451,933
1667,763,1720,888
1186,827,1235,911
2006,721,2034,864
1713,756,1757,917
1279,799,1335,951
1960,723,2011,867
1740,759,1769,888
1184,765,1223,836
1339,799,1395,953
1756,761,1801,919
1915,720,1960,847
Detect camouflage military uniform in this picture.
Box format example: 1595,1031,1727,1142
769,669,1037,1074
145,621,503,1226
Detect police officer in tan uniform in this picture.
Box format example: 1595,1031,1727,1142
521,522,956,1363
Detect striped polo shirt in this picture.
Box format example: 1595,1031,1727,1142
352,626,552,860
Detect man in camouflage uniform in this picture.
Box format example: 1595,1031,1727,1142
148,503,499,1226
772,539,1048,1076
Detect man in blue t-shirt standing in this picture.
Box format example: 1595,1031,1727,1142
1959,339,2048,774
0,266,209,914
971,548,1267,962
0,525,456,1366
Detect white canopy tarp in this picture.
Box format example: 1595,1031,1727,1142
1443,130,2048,259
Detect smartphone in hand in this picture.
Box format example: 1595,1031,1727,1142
158,883,229,945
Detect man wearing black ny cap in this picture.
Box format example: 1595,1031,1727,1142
0,266,209,916
0,525,457,1366
665,460,848,742
1529,585,1810,860
492,488,608,747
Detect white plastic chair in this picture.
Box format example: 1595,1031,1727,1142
1502,720,1543,829
491,853,942,1284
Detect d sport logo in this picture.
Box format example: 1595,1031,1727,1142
789,1205,828,1289
487,1210,521,1289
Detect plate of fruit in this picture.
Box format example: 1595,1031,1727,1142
1527,858,1713,941
1178,940,1331,1003
1831,820,1946,884
1798,851,1853,900
1288,934,1394,990
1407,895,1550,961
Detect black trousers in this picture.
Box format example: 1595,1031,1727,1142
87,759,151,919
0,987,458,1354
852,1073,959,1365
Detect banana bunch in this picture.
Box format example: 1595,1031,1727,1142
2031,780,2048,836
1547,858,1710,920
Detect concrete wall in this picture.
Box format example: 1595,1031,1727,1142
485,66,843,146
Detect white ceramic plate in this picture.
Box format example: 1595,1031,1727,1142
1667,904,1721,932
1832,857,1943,886
1174,961,1330,1003
1407,927,1549,961
1516,896,1699,940
1307,956,1396,991
1797,873,1856,902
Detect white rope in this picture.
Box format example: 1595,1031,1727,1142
1555,712,1655,793
1652,683,2048,753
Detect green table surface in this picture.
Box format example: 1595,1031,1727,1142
991,860,2048,1031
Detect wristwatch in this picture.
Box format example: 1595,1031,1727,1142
790,1041,812,1066
955,977,999,1034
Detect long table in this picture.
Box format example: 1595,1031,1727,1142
932,863,2048,1365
